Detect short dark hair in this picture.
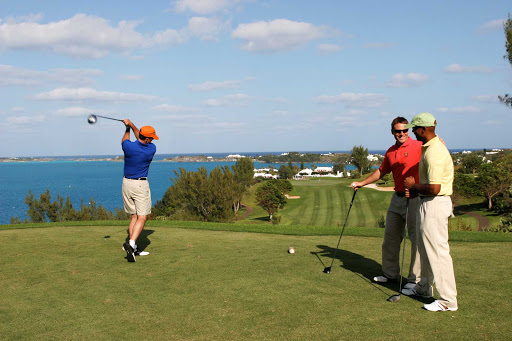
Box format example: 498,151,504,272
139,133,148,140
391,116,408,130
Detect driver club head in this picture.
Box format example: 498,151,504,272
323,267,331,274
387,294,401,303
88,114,97,124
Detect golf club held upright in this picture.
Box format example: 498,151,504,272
323,189,357,274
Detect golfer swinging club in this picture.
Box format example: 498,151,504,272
121,119,159,262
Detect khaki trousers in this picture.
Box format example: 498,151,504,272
415,196,458,309
382,194,421,282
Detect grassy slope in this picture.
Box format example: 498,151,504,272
243,177,504,231
1,225,511,340
243,178,392,228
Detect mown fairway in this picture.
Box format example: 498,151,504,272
245,178,392,227
1,224,511,340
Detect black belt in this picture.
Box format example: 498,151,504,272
395,192,406,197
124,176,147,180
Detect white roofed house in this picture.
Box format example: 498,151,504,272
314,166,333,173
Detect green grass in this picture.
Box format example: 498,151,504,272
242,178,506,232
1,224,511,340
244,178,392,228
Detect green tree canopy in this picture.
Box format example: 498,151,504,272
256,181,287,221
350,145,371,177
499,14,512,107
460,153,483,174
278,164,295,179
478,161,512,209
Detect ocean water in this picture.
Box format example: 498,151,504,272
0,159,338,225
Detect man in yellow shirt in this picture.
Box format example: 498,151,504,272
402,112,458,312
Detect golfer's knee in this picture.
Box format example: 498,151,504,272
137,215,147,223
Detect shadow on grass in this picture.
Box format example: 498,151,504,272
133,229,154,252
312,245,434,304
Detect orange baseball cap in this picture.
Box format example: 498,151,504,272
140,126,159,140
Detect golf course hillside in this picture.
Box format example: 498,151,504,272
243,178,501,231
1,223,511,340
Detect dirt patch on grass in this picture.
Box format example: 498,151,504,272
364,184,395,192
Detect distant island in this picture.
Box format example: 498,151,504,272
1,149,510,164
159,152,357,164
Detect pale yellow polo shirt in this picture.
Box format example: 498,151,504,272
419,135,454,196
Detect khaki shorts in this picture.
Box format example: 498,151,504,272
122,178,152,216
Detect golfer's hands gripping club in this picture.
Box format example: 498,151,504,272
404,176,415,198
351,181,363,191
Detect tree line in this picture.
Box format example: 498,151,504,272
10,189,129,224
152,157,255,222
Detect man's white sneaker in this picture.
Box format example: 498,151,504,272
403,282,416,289
401,287,433,298
135,250,150,256
373,275,390,283
423,300,458,312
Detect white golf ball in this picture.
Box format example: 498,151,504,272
288,247,295,254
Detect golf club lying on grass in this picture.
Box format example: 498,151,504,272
387,198,409,303
323,190,357,274
87,114,124,124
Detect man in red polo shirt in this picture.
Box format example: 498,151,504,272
351,116,421,288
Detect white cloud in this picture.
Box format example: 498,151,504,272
156,114,213,126
0,64,102,86
189,79,243,92
34,87,160,102
363,42,396,49
232,19,330,52
119,74,144,81
153,104,197,113
312,92,389,108
436,106,481,113
444,64,493,73
317,43,343,53
477,19,505,33
386,73,430,88
187,17,225,40
482,120,501,125
173,0,242,14
203,93,250,106
470,95,500,103
214,122,247,129
53,106,114,117
0,14,186,58
5,114,46,125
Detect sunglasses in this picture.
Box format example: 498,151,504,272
393,129,409,134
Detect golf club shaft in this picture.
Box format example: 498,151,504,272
328,189,357,269
95,115,124,122
397,198,409,294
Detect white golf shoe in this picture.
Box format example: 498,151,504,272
423,300,458,312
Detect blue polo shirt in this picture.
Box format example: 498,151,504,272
122,140,156,179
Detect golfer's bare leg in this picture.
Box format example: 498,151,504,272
128,214,138,237
129,215,147,242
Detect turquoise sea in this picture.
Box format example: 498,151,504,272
0,156,340,225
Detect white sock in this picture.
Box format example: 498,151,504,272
129,239,136,249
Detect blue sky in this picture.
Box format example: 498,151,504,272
1,0,510,157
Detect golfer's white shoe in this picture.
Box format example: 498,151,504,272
423,300,458,312
373,275,389,283
135,250,150,256
403,282,416,289
401,287,433,298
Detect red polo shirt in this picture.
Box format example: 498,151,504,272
379,137,422,192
